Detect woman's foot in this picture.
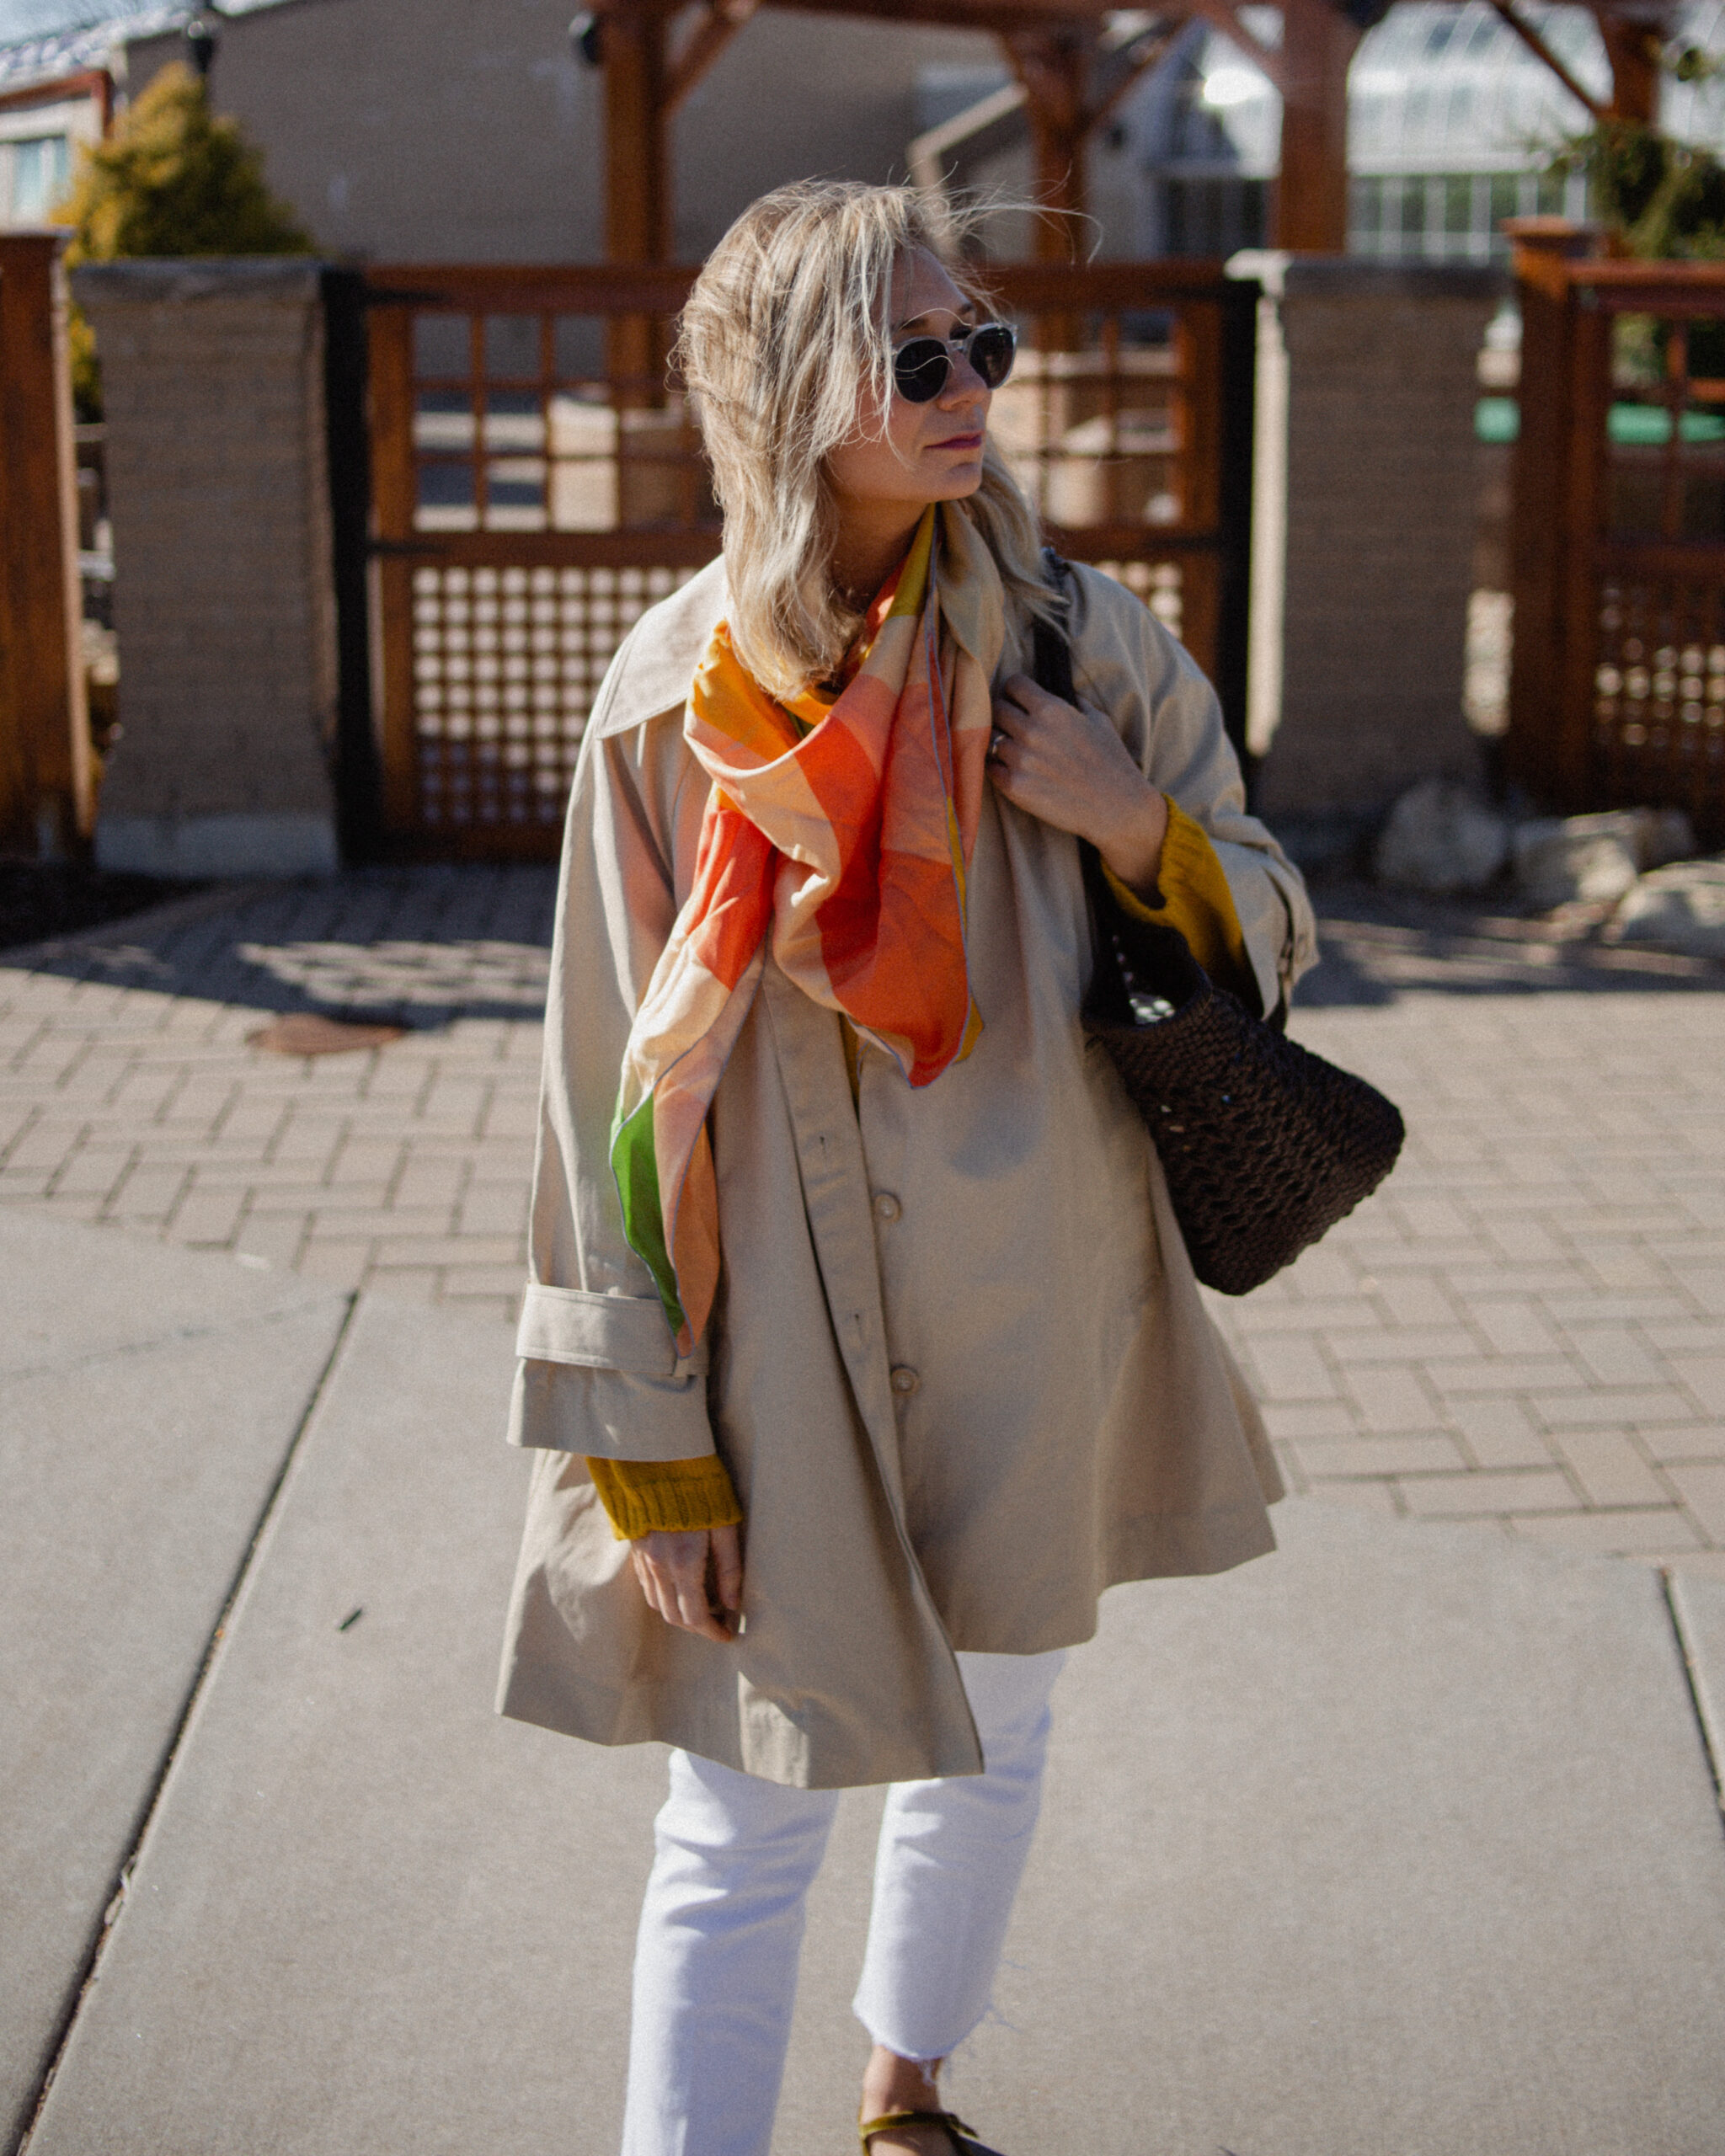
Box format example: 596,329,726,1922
858,2047,954,2155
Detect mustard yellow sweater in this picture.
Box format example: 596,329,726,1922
586,799,1252,1540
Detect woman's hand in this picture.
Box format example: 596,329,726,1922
988,673,1169,899
629,1524,744,1644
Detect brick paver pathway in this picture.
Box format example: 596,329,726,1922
0,870,551,1323
3,868,1721,1573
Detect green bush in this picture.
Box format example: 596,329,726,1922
59,62,312,417
1547,117,1725,263
1545,99,1725,385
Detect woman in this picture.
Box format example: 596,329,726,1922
498,182,1316,2156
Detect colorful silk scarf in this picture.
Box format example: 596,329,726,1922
611,502,1005,1355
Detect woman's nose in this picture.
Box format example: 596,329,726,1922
938,348,990,408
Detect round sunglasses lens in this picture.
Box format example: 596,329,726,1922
893,339,948,403
970,325,1015,388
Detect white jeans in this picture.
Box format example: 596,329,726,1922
619,1648,1066,2156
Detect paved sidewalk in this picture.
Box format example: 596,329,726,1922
7,1214,1724,2156
0,869,552,1327
1,867,1722,1566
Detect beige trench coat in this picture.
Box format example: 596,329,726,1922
497,556,1318,1790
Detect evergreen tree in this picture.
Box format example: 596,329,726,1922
60,62,312,415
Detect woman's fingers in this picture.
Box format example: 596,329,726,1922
629,1527,740,1643
628,1542,675,1625
988,674,1165,889
710,1523,744,1612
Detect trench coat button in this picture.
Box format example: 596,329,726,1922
889,1364,919,1396
873,1191,903,1223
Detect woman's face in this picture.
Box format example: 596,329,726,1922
826,249,994,517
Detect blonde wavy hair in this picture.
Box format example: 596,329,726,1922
675,180,1055,701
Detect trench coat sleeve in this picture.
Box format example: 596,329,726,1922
1062,564,1318,1018
505,627,718,1464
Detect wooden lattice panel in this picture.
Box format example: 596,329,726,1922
366,264,1253,853
409,563,699,835
1096,558,1183,643
1593,574,1725,830
991,340,1186,529
1507,250,1725,837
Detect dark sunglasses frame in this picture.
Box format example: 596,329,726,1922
892,321,1017,404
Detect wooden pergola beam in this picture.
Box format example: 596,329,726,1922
594,0,1439,269
997,17,1185,260
1178,0,1288,93
602,3,671,266
728,0,1139,24
599,3,672,391
1123,0,1356,250
1487,0,1606,120
1087,19,1186,133
1274,0,1358,253
665,0,761,112
1487,0,1675,127
1000,24,1089,257
1594,3,1666,121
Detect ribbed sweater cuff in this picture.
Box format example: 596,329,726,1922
585,1453,744,1540
1102,799,1255,1003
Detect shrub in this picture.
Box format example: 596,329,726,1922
59,62,312,416
1546,120,1725,264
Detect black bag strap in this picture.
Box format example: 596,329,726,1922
1028,550,1113,927
1028,548,1080,706
1028,549,1212,1026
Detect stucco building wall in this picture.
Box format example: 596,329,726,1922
124,0,995,265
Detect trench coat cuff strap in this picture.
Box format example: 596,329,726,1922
506,1358,715,1461
515,1283,703,1383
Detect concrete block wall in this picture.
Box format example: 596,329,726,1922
1237,257,1505,848
72,259,339,878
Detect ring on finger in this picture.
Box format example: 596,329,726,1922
988,728,1007,755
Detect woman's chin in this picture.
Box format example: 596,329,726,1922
927,462,986,501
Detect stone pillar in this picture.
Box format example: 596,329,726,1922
1231,255,1505,857
71,259,340,878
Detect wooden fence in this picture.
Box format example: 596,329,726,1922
361,260,1255,858
1506,227,1725,843
0,231,90,856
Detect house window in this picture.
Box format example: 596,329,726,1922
2,135,72,225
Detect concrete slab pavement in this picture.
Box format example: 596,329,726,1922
14,1220,1725,2156
0,1218,350,2155
777,1502,1725,2156
20,1286,643,2156
1671,1570,1725,1803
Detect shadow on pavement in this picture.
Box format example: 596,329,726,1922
6,867,560,1029
1295,878,1725,1007
10,864,1718,1025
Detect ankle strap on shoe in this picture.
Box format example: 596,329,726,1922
858,2108,977,2151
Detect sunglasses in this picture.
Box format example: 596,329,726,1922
892,321,1017,404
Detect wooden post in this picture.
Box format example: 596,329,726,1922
1273,0,1359,253
1595,8,1663,122
1001,29,1090,261
1503,220,1590,808
604,1,671,399
365,298,421,840
0,231,91,854
1000,27,1091,356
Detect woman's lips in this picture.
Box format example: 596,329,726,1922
932,432,984,451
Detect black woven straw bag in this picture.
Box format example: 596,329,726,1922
1030,568,1404,1296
